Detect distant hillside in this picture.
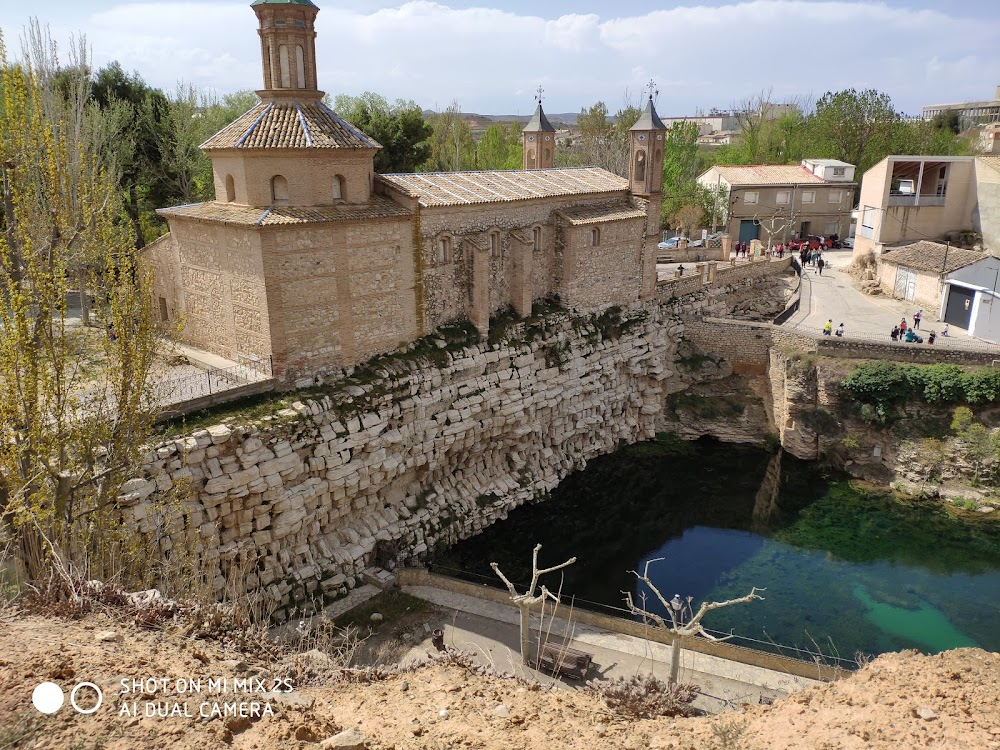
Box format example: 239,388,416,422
421,110,580,129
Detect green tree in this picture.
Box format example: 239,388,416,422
476,121,522,170
91,62,173,247
660,121,716,229
424,100,475,171
951,407,997,485
334,91,432,173
809,89,900,174
0,33,159,585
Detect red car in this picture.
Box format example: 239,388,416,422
788,235,833,251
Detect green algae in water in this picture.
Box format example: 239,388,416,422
851,585,978,652
432,439,1000,659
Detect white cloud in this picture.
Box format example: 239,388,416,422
3,0,997,116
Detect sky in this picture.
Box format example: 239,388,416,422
2,0,999,117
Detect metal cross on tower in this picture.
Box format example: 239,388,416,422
647,79,659,101
536,85,544,103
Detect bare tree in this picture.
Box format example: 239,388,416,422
625,558,764,684
491,544,576,665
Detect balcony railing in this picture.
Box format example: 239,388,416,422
887,195,947,207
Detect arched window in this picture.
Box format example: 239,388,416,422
634,150,646,182
590,227,601,246
532,226,542,252
295,45,306,88
271,175,288,202
655,148,662,164
489,231,500,257
225,174,235,203
543,148,551,163
278,45,291,88
332,174,345,201
528,148,536,164
436,236,451,263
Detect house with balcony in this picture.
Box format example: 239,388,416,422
697,159,856,246
852,156,1000,260
854,155,1000,338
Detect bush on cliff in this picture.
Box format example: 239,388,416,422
843,362,1000,414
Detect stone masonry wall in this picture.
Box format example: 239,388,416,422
122,264,792,619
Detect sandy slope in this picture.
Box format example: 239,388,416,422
0,610,998,750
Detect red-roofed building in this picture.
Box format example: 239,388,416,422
697,159,856,247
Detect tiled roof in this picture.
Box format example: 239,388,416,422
710,164,827,186
157,195,410,226
201,101,380,150
979,156,1000,174
378,167,627,207
881,241,987,275
557,203,647,225
523,103,555,133
630,97,666,132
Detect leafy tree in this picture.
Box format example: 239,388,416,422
476,121,521,170
334,91,431,173
950,407,996,484
574,97,642,177
809,89,900,174
660,121,716,229
91,62,173,247
424,100,475,172
0,36,159,585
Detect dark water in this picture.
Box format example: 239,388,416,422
431,436,1000,664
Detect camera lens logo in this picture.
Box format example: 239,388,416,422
32,682,103,715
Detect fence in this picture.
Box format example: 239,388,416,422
408,565,854,680
154,356,273,408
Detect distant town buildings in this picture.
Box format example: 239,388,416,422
923,86,1000,126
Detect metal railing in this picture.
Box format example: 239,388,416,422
154,357,273,406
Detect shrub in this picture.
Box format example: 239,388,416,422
910,364,966,404
841,362,914,408
964,368,1000,403
589,674,698,718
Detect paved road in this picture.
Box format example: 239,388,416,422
399,584,819,714
786,249,998,348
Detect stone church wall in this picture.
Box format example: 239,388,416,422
121,263,790,619
263,217,417,379
161,219,272,360
559,217,646,310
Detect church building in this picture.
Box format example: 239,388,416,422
149,0,667,381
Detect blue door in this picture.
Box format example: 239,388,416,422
739,220,760,244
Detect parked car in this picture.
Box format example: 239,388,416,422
789,235,833,251
658,237,680,251
842,236,855,249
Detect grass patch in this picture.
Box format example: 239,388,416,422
332,590,429,634
669,392,745,419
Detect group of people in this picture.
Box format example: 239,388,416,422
823,319,845,337
890,310,948,344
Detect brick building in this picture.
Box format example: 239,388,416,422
149,0,665,381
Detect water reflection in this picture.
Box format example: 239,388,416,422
432,437,1000,657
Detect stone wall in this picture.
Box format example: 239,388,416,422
124,266,791,618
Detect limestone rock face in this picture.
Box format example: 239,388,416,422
118,265,792,620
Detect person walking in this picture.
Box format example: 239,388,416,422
835,322,845,337
913,309,922,329
899,318,907,335
942,323,950,337
823,319,833,336
817,256,825,275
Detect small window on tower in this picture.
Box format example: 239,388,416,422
271,175,289,202
634,150,646,182
489,231,500,257
225,174,235,203
437,237,451,263
591,227,601,246
332,174,345,201
533,226,542,252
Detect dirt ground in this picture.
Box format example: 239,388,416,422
1,606,999,750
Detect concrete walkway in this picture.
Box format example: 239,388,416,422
400,584,820,714
785,248,1000,349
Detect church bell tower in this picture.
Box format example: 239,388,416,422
629,84,667,196
252,0,322,101
522,87,556,170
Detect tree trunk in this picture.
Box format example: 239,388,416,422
670,633,682,684
519,604,531,666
